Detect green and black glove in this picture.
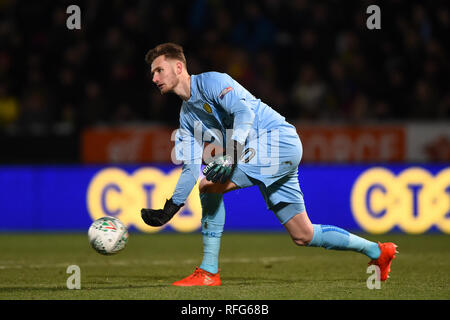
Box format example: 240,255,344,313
141,198,183,227
202,154,234,183
202,140,244,184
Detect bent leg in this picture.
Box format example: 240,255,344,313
307,223,381,259
198,178,239,274
282,209,314,246
199,193,224,274
280,206,381,260
199,177,239,194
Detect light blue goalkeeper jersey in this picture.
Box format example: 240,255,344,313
172,72,302,205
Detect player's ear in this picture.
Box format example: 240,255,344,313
175,61,183,75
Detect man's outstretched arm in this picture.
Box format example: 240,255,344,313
141,162,201,227
172,162,201,205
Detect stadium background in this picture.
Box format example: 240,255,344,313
0,0,448,234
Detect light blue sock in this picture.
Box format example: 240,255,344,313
308,224,381,259
199,193,225,274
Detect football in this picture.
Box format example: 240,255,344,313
88,217,129,255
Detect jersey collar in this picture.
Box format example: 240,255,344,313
187,74,198,103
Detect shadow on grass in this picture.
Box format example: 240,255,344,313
223,276,361,285
0,282,169,294
0,275,175,293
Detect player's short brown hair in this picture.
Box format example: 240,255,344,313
145,43,187,66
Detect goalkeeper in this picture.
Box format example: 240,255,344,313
141,43,398,286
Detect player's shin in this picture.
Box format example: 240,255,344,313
199,193,225,274
308,224,381,259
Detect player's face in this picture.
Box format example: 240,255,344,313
151,55,179,94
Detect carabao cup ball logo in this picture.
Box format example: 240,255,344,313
86,167,202,233
351,167,450,234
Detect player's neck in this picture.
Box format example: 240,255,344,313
174,74,191,101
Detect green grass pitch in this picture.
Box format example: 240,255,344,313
0,232,449,300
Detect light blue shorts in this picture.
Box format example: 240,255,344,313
230,165,306,224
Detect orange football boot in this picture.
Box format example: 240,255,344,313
172,267,221,286
368,242,398,281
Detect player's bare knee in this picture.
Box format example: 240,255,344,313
199,178,211,194
292,236,309,246
199,177,238,194
291,229,314,246
284,213,314,246
199,178,222,194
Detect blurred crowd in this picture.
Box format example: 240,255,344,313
0,0,449,136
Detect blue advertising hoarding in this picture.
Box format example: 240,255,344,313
0,164,448,234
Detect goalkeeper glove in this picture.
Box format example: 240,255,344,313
141,198,183,227
202,140,244,184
